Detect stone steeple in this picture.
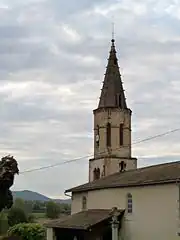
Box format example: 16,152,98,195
98,39,127,109
88,38,137,182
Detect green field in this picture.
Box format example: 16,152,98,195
32,212,46,218
1,212,46,220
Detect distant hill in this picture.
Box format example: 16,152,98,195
12,190,71,204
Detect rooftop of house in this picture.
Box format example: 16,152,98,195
45,209,124,230
65,161,180,193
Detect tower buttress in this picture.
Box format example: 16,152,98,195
89,38,137,182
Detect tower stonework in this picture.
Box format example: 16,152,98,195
89,39,137,182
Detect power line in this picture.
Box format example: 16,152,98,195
19,127,180,175
133,128,180,145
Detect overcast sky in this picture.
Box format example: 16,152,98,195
1,0,180,198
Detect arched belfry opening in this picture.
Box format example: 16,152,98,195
119,161,126,172
93,168,100,180
106,123,111,147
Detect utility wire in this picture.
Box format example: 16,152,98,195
133,128,180,145
19,127,180,175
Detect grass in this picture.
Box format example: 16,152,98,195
1,211,47,220
32,212,46,219
31,212,49,224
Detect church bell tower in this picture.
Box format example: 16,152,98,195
89,38,137,182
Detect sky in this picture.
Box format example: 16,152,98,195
1,0,180,198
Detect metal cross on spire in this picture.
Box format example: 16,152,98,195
112,21,115,40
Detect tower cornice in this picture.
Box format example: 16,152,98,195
93,107,132,115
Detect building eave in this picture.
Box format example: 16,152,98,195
65,179,178,194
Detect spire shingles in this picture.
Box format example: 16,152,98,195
98,39,127,109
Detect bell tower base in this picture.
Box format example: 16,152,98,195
89,156,137,182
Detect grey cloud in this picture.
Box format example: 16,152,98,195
0,0,180,197
0,25,28,38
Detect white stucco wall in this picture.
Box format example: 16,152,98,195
71,183,180,240
46,228,56,240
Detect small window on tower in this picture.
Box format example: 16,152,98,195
119,94,122,108
102,165,106,177
93,168,100,180
96,168,100,179
114,58,117,65
106,123,111,147
119,161,126,172
93,168,97,180
97,125,99,135
96,125,100,147
119,124,124,146
116,94,122,108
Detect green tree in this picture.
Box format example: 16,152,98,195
13,198,25,210
13,198,33,215
59,203,71,214
0,155,19,213
7,223,45,240
32,201,41,212
24,201,33,214
7,207,28,227
46,201,60,219
27,214,35,223
0,211,9,235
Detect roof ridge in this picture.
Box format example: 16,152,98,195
136,160,180,171
95,160,180,180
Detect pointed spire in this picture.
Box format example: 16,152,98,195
98,39,127,109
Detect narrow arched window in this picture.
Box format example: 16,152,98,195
127,193,133,213
102,165,106,177
96,168,100,179
96,125,100,147
93,168,97,180
119,161,126,172
97,125,99,135
82,196,87,210
93,168,100,180
119,94,122,108
106,123,111,147
119,124,124,146
115,94,122,108
114,58,117,65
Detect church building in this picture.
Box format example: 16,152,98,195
46,38,180,240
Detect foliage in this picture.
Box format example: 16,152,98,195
13,199,25,210
7,207,28,227
1,236,22,240
59,203,71,214
13,198,32,215
0,155,19,212
27,214,35,223
7,223,46,240
9,198,70,215
0,212,9,235
46,201,60,219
